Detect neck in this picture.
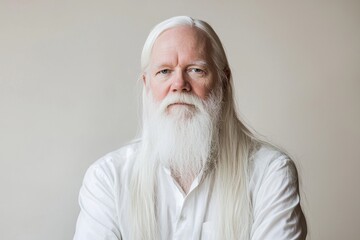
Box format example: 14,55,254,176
171,169,196,194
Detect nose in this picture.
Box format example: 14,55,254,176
171,71,191,93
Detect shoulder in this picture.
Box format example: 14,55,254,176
249,144,298,187
248,144,301,204
83,140,141,186
249,144,307,239
74,141,140,240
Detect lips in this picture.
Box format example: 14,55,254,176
167,102,195,111
168,102,195,108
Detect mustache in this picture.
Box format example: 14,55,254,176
158,93,204,113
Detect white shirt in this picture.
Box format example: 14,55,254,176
74,142,307,240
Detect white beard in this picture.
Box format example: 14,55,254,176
142,87,223,181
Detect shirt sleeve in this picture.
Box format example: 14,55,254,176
73,160,121,240
251,157,307,240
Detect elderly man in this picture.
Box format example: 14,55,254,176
74,16,307,240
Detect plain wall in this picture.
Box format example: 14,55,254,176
1,1,359,239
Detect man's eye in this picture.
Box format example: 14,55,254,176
189,68,206,75
158,69,170,75
191,68,203,73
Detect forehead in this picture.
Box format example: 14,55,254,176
150,26,211,64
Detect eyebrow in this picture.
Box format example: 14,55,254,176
151,60,210,70
188,60,209,67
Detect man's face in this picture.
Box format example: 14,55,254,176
142,26,223,177
143,26,217,114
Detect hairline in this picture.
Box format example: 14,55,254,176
142,24,214,73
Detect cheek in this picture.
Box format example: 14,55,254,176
193,85,211,100
192,76,217,100
149,80,167,101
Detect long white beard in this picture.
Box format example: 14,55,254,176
142,87,223,181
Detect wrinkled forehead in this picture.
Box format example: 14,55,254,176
150,26,213,61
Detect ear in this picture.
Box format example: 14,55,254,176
223,66,231,82
142,73,151,93
142,74,147,85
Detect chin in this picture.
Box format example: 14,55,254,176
166,105,197,120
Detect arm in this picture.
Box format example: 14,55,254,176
251,157,307,240
73,161,121,240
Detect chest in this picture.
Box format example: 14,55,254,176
118,171,217,240
156,173,216,240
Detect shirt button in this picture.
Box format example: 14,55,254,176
179,214,186,221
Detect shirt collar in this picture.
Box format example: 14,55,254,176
161,159,215,194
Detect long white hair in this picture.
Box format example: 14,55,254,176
130,16,260,239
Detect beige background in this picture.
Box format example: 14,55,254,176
1,0,359,239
